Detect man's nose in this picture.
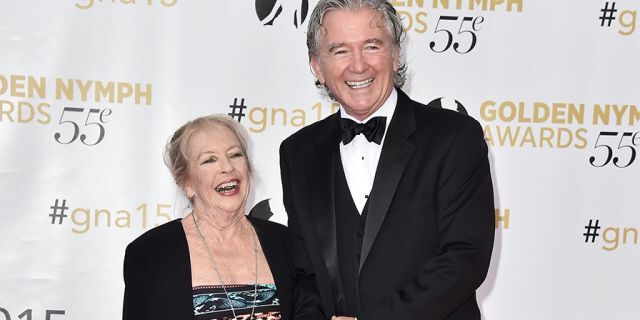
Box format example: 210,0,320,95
348,50,368,73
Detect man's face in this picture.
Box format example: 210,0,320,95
311,7,399,121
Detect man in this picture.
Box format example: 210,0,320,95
279,1,495,319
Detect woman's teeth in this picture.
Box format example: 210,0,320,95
215,181,238,192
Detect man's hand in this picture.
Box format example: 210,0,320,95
332,316,356,320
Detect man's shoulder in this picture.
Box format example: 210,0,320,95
408,96,481,130
281,112,337,148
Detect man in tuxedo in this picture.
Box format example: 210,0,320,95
279,1,495,319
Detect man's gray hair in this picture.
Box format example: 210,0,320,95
306,0,407,98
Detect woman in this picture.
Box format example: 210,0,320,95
123,115,323,320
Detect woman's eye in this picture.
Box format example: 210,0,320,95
202,157,216,164
230,152,244,158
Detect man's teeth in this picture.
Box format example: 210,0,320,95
346,78,373,88
216,181,238,192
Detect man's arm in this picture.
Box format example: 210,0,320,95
280,141,328,320
362,118,495,319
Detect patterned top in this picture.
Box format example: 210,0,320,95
193,283,281,320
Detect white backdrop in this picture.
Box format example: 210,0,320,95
1,0,639,319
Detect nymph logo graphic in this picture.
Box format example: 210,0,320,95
256,0,309,28
427,97,469,115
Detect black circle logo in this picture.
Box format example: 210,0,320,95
256,0,309,28
427,97,469,115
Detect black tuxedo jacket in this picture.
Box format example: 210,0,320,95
122,216,324,320
279,89,495,319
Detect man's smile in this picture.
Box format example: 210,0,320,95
346,77,374,89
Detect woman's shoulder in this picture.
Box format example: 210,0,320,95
126,218,185,252
123,219,190,282
247,216,288,235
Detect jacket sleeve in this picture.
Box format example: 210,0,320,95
122,240,147,320
280,141,328,320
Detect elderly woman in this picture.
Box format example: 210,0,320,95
123,115,322,320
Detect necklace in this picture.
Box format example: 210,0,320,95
192,211,258,320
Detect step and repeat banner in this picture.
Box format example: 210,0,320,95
1,0,638,319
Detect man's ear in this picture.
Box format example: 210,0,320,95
392,46,401,72
310,56,325,84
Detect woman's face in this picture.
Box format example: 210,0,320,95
183,126,250,216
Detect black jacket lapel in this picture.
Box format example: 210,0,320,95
359,90,417,272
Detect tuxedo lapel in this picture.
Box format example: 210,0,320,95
359,90,417,272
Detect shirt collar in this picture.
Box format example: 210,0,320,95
339,88,397,125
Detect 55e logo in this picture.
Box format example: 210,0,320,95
430,16,485,54
75,0,177,10
54,107,112,146
589,131,640,168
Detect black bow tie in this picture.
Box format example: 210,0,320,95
340,117,387,145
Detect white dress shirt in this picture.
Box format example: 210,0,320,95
339,88,397,214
